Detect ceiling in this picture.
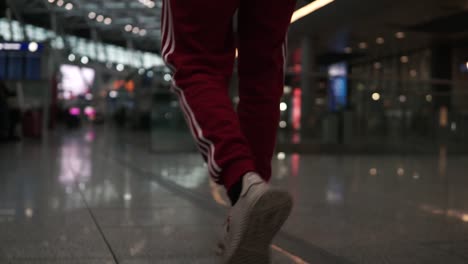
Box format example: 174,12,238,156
288,0,468,62
2,0,468,59
2,0,162,53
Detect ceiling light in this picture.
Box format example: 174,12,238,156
28,42,39,52
376,37,385,44
57,0,64,7
291,0,335,23
277,152,286,160
426,94,432,102
125,24,133,32
399,95,407,103
359,42,368,49
451,122,457,131
139,29,147,36
104,17,112,25
48,0,55,3
397,168,405,176
88,12,96,19
68,54,76,62
344,47,352,54
395,32,405,39
116,64,124,72
463,214,468,222
374,62,382,70
400,56,409,63
81,56,89,64
280,102,288,111
65,3,73,10
132,27,140,34
109,90,118,98
410,69,417,77
147,1,156,8
372,92,381,101
96,15,104,22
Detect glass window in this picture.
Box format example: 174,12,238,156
12,21,24,41
97,43,106,62
0,20,11,40
0,19,163,69
87,41,97,60
107,45,117,62
25,25,35,40
51,37,65,50
35,27,47,41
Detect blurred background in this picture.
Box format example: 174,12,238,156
1,0,467,152
1,0,468,263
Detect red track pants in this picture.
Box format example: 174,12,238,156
161,0,296,190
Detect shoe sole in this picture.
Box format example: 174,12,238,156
225,189,293,264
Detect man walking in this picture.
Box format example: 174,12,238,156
160,0,297,262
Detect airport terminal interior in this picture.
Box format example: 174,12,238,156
1,0,468,263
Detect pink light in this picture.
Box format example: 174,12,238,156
292,132,301,144
85,131,95,142
84,106,95,116
292,88,302,130
69,107,80,116
293,64,302,73
291,153,300,177
84,106,96,120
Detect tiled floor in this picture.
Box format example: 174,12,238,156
1,127,468,263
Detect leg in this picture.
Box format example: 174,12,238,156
219,4,296,262
237,0,297,182
161,0,255,190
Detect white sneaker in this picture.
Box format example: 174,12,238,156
222,172,293,264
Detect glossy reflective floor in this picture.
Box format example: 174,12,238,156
1,126,468,264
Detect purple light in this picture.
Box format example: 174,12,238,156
69,107,81,116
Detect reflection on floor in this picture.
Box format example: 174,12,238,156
1,127,468,264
